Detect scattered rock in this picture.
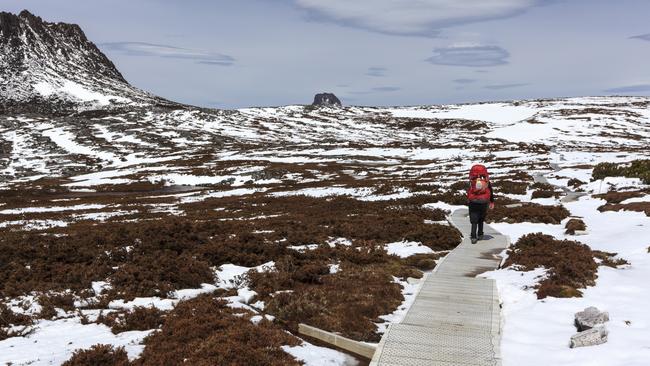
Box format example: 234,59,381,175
570,326,608,348
312,93,342,107
575,306,609,331
251,168,288,181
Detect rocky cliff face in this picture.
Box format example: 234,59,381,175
0,10,167,114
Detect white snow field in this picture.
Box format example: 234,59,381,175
1,96,649,365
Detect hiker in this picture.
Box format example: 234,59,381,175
466,164,494,244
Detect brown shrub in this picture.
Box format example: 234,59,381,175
598,202,650,217
592,250,629,268
567,178,585,188
504,233,598,299
263,263,403,342
493,180,528,195
448,181,467,191
593,190,645,204
0,231,114,297
109,251,214,299
488,203,570,224
531,189,556,199
97,307,166,334
0,303,33,341
564,218,587,235
62,344,130,366
403,253,441,271
134,295,300,366
432,191,467,205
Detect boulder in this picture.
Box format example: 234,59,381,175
570,326,608,348
575,306,609,331
312,93,342,107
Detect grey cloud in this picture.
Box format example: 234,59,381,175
350,86,401,95
484,83,529,90
366,67,387,77
453,78,478,84
100,42,235,66
293,0,547,37
604,84,650,93
630,33,650,41
426,46,509,67
373,86,401,92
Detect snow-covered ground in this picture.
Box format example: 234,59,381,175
481,155,650,366
1,96,649,365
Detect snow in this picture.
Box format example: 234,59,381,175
483,190,650,366
272,187,373,198
42,126,120,163
0,204,106,215
390,103,537,124
1,95,649,364
0,318,151,365
282,342,359,366
215,262,275,290
385,241,434,258
33,80,130,106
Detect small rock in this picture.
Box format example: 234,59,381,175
575,306,609,331
312,93,342,107
570,326,608,348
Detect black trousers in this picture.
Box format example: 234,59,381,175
468,202,488,239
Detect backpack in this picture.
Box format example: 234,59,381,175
467,164,491,203
469,164,489,180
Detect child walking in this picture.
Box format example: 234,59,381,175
466,164,495,244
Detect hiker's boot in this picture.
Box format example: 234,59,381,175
471,237,478,244
478,234,484,241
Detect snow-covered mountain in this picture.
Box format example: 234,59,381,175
0,10,173,114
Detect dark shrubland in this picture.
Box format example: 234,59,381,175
488,203,570,224
260,262,404,342
133,295,301,366
504,233,624,299
0,303,33,341
97,307,166,334
591,159,650,184
493,180,528,195
62,344,130,366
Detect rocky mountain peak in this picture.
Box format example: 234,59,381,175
312,93,342,107
0,10,161,114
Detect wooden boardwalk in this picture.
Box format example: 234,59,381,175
370,208,509,366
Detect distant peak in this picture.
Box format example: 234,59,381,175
19,9,37,19
312,93,342,107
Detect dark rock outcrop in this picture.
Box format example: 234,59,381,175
312,93,342,107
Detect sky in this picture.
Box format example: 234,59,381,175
3,0,650,108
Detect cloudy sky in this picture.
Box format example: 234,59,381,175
4,0,650,108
